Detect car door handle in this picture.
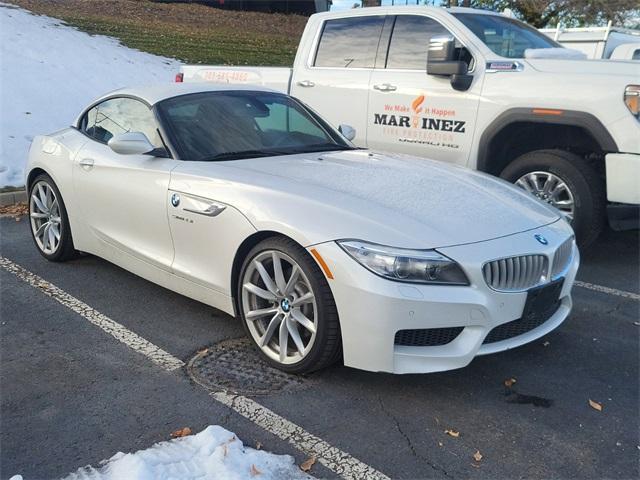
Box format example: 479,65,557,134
297,80,315,88
373,83,397,92
183,204,226,217
79,158,95,169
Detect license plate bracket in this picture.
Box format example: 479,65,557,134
522,278,564,322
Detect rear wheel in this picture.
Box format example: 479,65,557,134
501,149,605,248
28,174,77,262
237,237,341,374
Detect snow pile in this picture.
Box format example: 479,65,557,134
0,4,181,187
10,426,311,480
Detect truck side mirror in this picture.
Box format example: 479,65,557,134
427,35,473,92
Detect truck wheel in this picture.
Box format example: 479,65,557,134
500,149,605,248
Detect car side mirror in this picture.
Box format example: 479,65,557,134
427,34,473,92
339,124,356,141
108,132,155,155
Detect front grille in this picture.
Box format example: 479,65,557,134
551,237,574,278
483,300,560,344
395,327,464,347
483,255,548,291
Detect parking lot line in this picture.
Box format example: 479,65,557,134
0,256,185,371
0,256,389,480
575,281,640,301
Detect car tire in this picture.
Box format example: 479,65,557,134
237,236,341,374
28,173,78,262
500,149,605,249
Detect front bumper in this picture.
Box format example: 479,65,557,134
605,153,640,204
311,220,579,374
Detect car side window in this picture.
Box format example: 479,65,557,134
386,15,473,71
314,16,385,68
82,97,162,148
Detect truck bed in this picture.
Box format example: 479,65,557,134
179,65,292,93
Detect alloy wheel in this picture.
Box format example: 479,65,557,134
241,250,318,365
29,180,62,255
516,171,575,222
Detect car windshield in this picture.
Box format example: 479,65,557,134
452,13,560,58
156,91,354,161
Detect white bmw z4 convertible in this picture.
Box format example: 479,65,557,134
26,84,579,374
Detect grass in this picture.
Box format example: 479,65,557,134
7,0,308,66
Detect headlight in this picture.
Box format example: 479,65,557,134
337,240,469,285
624,85,639,118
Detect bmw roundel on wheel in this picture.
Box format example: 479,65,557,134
25,84,579,374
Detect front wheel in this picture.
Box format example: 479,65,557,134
237,237,341,374
500,149,605,248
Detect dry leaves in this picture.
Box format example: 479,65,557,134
170,427,192,438
0,202,28,218
300,456,316,472
255,441,262,450
250,464,262,476
504,377,517,388
444,429,460,438
589,399,603,412
473,450,483,462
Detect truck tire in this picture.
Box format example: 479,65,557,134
500,149,605,248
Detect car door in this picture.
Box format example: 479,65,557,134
73,96,177,270
290,14,386,147
367,14,481,166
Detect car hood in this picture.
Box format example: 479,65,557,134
171,150,560,249
525,58,639,77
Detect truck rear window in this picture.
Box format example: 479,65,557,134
314,16,385,68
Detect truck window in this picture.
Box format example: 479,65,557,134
386,15,449,70
314,16,385,68
453,13,559,58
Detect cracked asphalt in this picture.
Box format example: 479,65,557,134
1,215,638,479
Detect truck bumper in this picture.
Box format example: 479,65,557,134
605,153,640,204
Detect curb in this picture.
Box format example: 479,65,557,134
0,189,27,206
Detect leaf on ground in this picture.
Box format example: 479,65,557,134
256,441,262,450
300,456,316,472
197,347,209,355
250,464,262,476
589,399,603,412
445,429,460,438
504,377,517,387
170,427,192,438
473,450,483,462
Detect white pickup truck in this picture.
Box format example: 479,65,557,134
178,6,640,247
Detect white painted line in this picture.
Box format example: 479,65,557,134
0,256,185,371
1,256,388,480
575,281,640,301
213,392,390,480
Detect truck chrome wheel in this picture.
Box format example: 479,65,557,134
516,171,575,222
241,250,318,365
30,180,62,255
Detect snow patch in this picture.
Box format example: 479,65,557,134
11,426,311,480
0,4,181,186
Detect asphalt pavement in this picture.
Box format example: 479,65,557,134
1,215,638,479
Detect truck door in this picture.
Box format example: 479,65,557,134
367,14,481,166
290,14,386,147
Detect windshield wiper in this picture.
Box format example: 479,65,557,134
287,144,359,154
199,149,290,162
